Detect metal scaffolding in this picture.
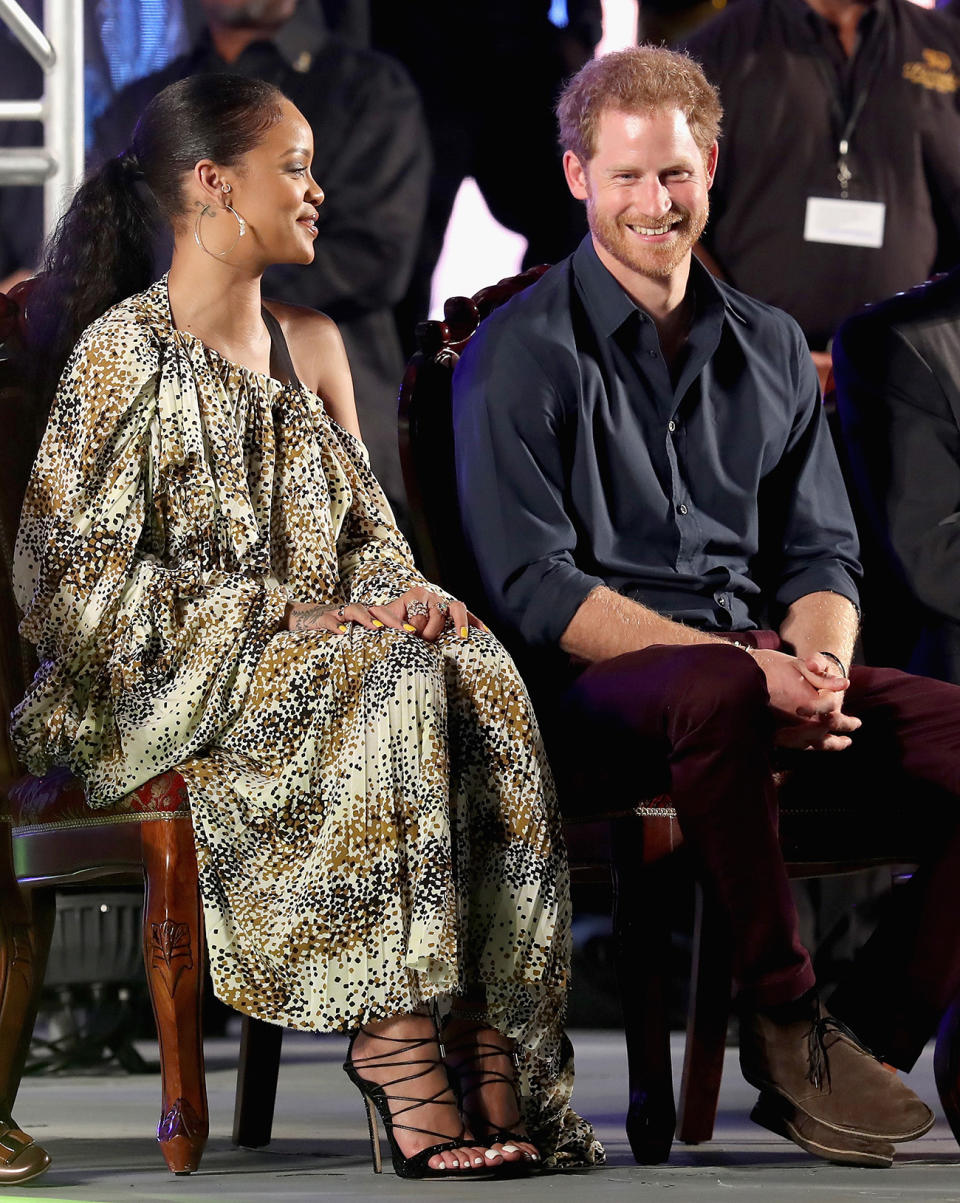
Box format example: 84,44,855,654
0,0,84,241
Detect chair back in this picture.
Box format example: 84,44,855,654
397,265,550,615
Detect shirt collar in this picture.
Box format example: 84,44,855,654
192,2,328,72
572,233,729,341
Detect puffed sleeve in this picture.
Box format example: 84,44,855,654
11,316,289,803
331,424,435,606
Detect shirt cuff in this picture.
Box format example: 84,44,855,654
775,567,861,616
513,564,607,647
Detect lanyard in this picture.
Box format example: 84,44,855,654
809,14,885,198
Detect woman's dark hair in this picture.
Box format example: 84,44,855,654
27,74,285,405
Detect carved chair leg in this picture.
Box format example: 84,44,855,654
676,879,732,1144
142,817,208,1175
934,991,960,1148
0,867,54,1122
613,818,677,1165
233,1015,283,1147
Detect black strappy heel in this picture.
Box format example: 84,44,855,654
343,1025,495,1179
443,1023,539,1173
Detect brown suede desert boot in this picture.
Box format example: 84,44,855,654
739,1001,934,1143
750,1091,895,1167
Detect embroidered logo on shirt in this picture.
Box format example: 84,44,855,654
902,48,959,92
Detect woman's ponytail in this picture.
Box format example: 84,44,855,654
27,149,157,408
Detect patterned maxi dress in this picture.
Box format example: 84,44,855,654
10,278,601,1164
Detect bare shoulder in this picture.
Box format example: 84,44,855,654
262,299,361,438
262,300,344,384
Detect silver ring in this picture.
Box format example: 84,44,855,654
434,601,450,614
406,600,429,617
335,605,346,619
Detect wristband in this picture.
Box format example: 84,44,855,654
819,650,847,678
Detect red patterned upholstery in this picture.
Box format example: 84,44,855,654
8,769,188,833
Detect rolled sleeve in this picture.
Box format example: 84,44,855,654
768,335,862,614
453,325,604,646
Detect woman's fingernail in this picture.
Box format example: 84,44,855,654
403,623,416,632
460,626,468,638
372,619,383,627
338,624,348,633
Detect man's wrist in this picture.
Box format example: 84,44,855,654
818,650,848,678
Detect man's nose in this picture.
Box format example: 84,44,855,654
636,178,671,217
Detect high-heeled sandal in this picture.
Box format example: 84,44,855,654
343,1025,496,1179
442,1023,539,1172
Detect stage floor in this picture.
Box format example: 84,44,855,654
2,1029,957,1202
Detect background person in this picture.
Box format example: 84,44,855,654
684,0,960,386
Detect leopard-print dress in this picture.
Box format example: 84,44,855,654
11,278,601,1165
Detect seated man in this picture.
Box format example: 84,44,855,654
833,274,960,686
453,44,960,1167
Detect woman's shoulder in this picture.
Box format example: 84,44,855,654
263,299,342,350
73,280,169,369
262,299,348,393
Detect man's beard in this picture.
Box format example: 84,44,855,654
587,196,708,280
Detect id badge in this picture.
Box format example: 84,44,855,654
803,197,885,248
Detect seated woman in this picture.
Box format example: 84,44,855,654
11,75,600,1179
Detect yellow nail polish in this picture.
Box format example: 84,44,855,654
403,623,417,632
338,624,348,633
372,619,383,628
460,626,468,638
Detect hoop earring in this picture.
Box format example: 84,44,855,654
194,203,247,259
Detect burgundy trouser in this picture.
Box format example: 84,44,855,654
548,641,960,1070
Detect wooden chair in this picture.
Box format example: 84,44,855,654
398,266,960,1163
0,284,281,1175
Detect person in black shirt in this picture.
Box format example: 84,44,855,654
832,271,960,686
369,0,599,353
454,44,960,1167
92,0,429,527
684,0,960,383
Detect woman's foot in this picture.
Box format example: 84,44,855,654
442,1016,540,1166
348,1013,503,1173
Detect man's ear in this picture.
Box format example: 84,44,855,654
563,149,590,201
704,141,719,190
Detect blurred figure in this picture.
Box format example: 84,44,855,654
833,272,960,685
369,0,600,350
93,0,429,526
685,0,960,383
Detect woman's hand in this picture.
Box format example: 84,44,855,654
284,589,487,643
376,588,486,642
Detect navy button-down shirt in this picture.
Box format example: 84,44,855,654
452,236,861,652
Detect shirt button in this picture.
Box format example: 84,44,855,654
678,503,688,515
647,350,657,358
668,420,676,432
